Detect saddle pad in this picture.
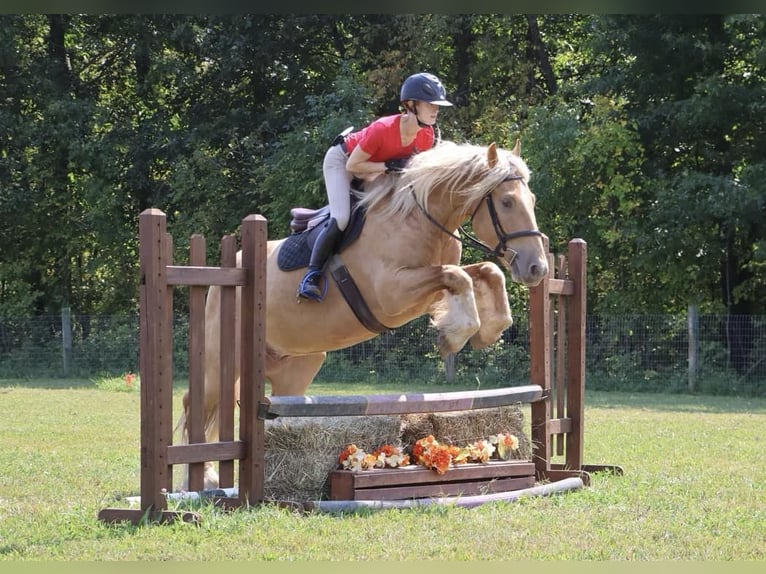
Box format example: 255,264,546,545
276,232,312,271
276,204,367,272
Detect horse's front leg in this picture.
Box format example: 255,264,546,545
460,261,514,349
377,264,480,357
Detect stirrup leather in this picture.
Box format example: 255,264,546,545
297,269,328,302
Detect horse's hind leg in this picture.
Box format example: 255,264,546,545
462,262,513,349
267,351,327,396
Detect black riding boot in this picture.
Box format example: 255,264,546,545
297,218,342,301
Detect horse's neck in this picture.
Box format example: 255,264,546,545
424,192,473,233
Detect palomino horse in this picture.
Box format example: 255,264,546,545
178,140,548,488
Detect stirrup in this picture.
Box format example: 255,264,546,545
297,270,328,302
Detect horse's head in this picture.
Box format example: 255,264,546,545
468,142,549,286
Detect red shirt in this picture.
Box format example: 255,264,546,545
343,114,435,162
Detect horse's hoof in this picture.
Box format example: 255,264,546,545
437,331,468,358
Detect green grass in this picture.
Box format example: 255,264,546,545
0,378,765,560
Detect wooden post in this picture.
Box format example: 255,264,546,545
138,208,174,516
238,214,268,506
688,304,698,392
187,234,207,491
61,307,72,376
565,239,586,470
530,236,552,478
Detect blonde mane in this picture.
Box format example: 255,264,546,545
356,141,531,220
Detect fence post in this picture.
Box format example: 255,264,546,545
688,303,698,392
61,307,72,376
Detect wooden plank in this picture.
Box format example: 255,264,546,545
264,385,543,418
166,265,246,286
330,461,536,500
547,417,573,435
166,441,246,465
547,278,574,295
187,234,207,491
218,235,237,488
238,214,269,506
338,461,535,489
348,476,536,501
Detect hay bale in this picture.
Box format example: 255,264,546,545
401,406,531,460
264,415,403,502
262,406,531,502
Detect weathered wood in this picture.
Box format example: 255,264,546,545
330,460,536,500
547,417,573,435
335,460,534,489
187,234,207,491
166,441,246,465
340,476,535,501
238,214,269,506
555,253,568,456
166,265,246,286
218,235,237,488
138,208,173,513
566,239,587,470
547,278,574,296
530,236,552,477
264,385,543,418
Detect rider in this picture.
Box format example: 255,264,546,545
297,72,454,301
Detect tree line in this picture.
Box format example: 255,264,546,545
1,15,764,339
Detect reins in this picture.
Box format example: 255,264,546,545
409,172,543,262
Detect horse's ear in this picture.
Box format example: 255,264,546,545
487,142,498,168
512,139,521,157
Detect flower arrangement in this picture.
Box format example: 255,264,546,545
338,444,410,471
337,432,520,475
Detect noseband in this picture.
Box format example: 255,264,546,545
411,173,543,262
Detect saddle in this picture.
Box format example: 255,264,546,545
276,190,391,333
276,194,366,272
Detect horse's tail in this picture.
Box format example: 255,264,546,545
174,393,221,490
173,392,221,445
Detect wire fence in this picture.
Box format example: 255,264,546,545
1,311,765,396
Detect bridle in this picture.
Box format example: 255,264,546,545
411,173,544,263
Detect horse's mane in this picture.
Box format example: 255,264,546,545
356,141,530,220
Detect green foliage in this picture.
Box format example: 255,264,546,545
2,14,766,327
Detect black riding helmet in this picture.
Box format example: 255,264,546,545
400,72,453,107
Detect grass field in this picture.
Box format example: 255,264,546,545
0,377,764,561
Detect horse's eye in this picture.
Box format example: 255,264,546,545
502,195,515,209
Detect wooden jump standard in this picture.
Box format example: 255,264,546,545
98,209,619,525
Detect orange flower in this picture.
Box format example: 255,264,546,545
429,447,453,475
489,433,519,460
338,444,359,465
410,436,460,474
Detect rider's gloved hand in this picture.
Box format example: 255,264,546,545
385,158,408,173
